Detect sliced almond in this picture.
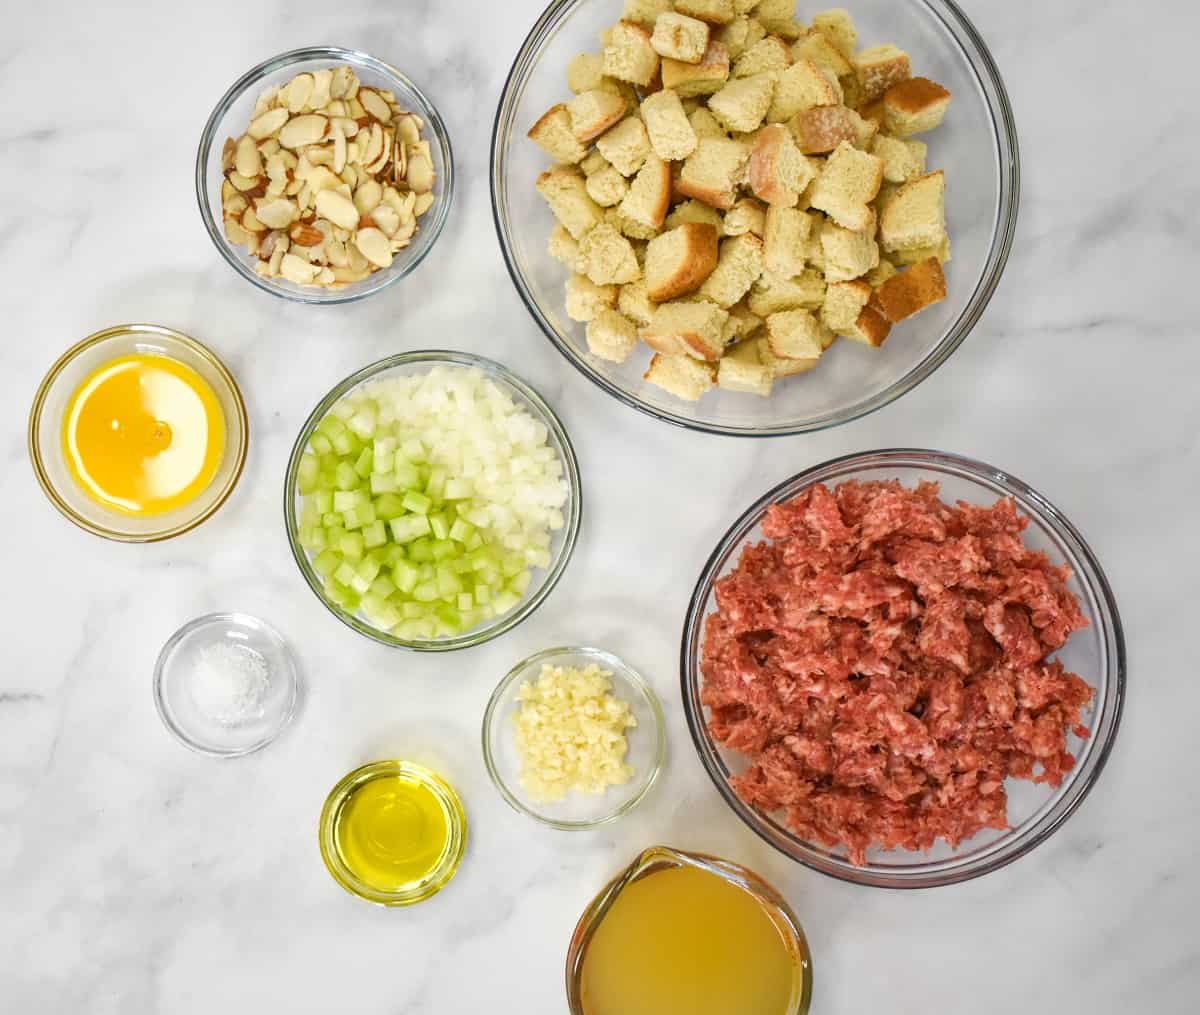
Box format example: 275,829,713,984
370,203,401,236
224,218,253,245
332,126,347,174
256,197,300,229
315,189,360,230
223,192,248,218
252,85,280,118
330,65,355,100
354,179,383,215
324,99,348,118
325,235,350,267
406,153,434,193
285,73,314,113
305,144,335,168
332,265,371,283
280,252,319,284
267,176,287,198
367,128,393,176
340,165,358,189
278,114,328,149
221,137,237,171
395,115,421,146
359,88,393,124
310,68,333,110
242,206,266,232
414,192,434,217
392,216,417,245
354,227,392,268
362,122,384,167
248,107,289,139
347,96,365,119
228,171,263,193
307,166,341,193
257,137,281,157
330,115,359,139
235,135,261,177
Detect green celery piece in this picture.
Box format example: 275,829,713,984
443,478,473,500
339,532,365,561
356,557,382,584
331,429,360,457
374,493,406,521
354,448,374,479
335,461,360,491
370,576,397,598
448,518,475,544
511,570,533,595
492,589,521,614
400,437,425,462
333,489,361,513
393,462,421,490
382,544,407,565
313,490,334,514
389,514,432,544
317,414,347,439
392,559,420,594
412,581,439,603
430,539,457,561
313,549,341,577
457,592,474,612
429,512,450,541
473,583,491,604
362,519,388,548
425,467,447,499
402,490,433,515
309,432,333,456
400,601,428,620
408,537,435,562
333,561,358,587
297,454,320,494
370,472,399,494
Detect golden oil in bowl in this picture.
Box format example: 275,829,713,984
319,760,467,906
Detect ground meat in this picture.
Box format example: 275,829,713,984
701,480,1093,865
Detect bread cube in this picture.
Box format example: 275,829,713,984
674,0,736,25
578,223,641,285
661,41,731,96
528,104,589,164
855,44,911,102
641,88,699,160
643,353,717,400
621,0,671,26
708,73,776,133
642,300,730,360
565,274,619,322
878,170,945,252
882,77,951,137
872,256,947,322
650,12,711,63
699,233,765,307
567,53,606,93
766,308,832,360
678,137,751,210
811,9,857,59
820,219,880,281
548,224,582,270
645,222,720,300
748,268,826,316
586,308,640,362
808,140,884,231
604,21,661,87
749,124,814,207
871,134,927,183
566,89,628,141
762,205,814,277
618,279,659,326
595,117,651,177
718,339,774,396
536,168,605,240
722,197,766,237
733,36,792,79
617,154,673,229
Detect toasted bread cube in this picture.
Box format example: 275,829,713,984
733,36,792,78
567,53,606,93
793,28,857,104
812,9,857,58
882,77,951,137
855,44,911,103
548,224,582,270
871,134,927,183
641,88,699,160
699,233,765,308
708,73,776,134
763,345,819,377
849,300,892,346
723,197,767,237
586,308,640,362
566,89,628,142
715,15,762,60
688,106,726,141
762,205,814,277
865,259,897,287
643,352,717,400
580,150,609,176
820,219,880,281
755,0,803,39
642,301,730,360
879,170,945,252
565,274,619,321
674,0,735,25
595,117,651,177
766,59,841,124
536,168,605,240
606,206,660,240
790,104,867,154
585,165,630,208
748,268,826,316
718,339,774,396
666,199,725,231
651,12,711,63
749,124,814,208
604,21,661,87
618,279,659,326
766,308,832,360
890,235,951,266
645,222,720,300
622,0,671,26
725,300,765,341
809,140,884,231
578,223,641,285
820,278,871,332
873,257,947,322
617,154,673,229
678,137,751,210
528,104,590,164
662,41,731,97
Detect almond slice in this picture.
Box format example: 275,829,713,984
395,115,421,146
285,73,314,113
248,107,289,139
242,206,266,232
354,227,393,268
362,122,384,167
330,65,355,100
280,252,319,284
359,88,393,123
354,179,383,215
279,114,328,149
370,203,400,236
289,222,325,247
414,192,434,217
228,171,263,193
256,197,300,229
406,153,434,193
315,189,360,230
332,126,347,174
252,86,280,118
310,69,333,110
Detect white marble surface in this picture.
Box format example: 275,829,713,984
2,1,1197,1011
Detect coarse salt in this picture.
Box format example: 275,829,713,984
189,641,270,726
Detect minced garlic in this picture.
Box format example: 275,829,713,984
513,662,637,803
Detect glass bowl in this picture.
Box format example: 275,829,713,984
482,646,666,829
318,760,468,907
197,46,454,304
681,450,1125,888
154,612,300,757
491,0,1020,436
28,324,248,542
284,351,582,651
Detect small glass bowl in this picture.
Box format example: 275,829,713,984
284,351,582,652
482,646,666,829
319,760,468,907
28,324,248,542
681,450,1125,888
154,613,300,757
491,0,1020,436
196,46,454,304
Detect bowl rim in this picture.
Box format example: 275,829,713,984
195,45,455,305
152,611,300,757
679,448,1127,888
283,350,583,652
481,645,667,830
27,323,249,543
489,0,1021,437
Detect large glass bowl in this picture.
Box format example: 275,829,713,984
681,450,1125,888
197,46,453,305
284,351,582,652
491,0,1019,436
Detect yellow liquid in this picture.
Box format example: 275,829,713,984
61,353,225,516
333,773,452,892
580,864,799,1015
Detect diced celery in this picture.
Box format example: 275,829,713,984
501,553,525,578
473,583,491,604
335,461,360,491
313,550,341,577
389,514,431,544
400,601,428,620
354,448,374,479
392,559,420,594
300,526,327,552
402,490,433,515
339,532,365,561
309,432,333,456
412,581,439,603
418,563,436,581
397,618,436,640
437,567,463,598
492,589,521,614
429,512,450,541
448,519,475,544
298,454,320,494
370,472,398,494
443,478,473,500
374,493,406,520
431,539,457,561
373,449,394,475
346,502,378,531
334,561,358,587
393,462,421,490
525,547,551,569
313,490,333,514
356,557,382,584
317,414,347,439
400,437,425,462
331,429,360,457
348,405,378,439
511,570,532,595
408,537,434,562
381,544,407,565
434,603,461,628
350,572,371,595
362,519,388,548
333,490,362,513
457,592,474,612
426,466,446,499
464,531,484,551
369,576,397,599
326,524,346,546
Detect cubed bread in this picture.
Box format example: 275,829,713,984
699,233,765,307
621,0,671,26
651,12,711,63
762,342,820,377
723,197,767,236
548,224,582,270
567,53,606,93
688,106,726,141
871,134,927,183
763,205,814,276
565,274,619,321
674,0,736,25
715,15,761,60
792,28,854,93
755,0,803,39
766,309,832,360
662,41,731,96
644,222,720,300
607,205,661,240
766,58,841,123
820,220,880,281
618,279,659,326
879,169,945,251
873,256,947,321
733,36,792,78
528,104,590,164
708,73,776,133
749,124,814,207
725,300,765,341
595,117,651,177
848,300,892,346
566,89,628,142
586,164,630,207
882,77,951,137
640,88,698,160
890,234,950,266
811,9,857,59
578,223,642,285
642,300,730,360
808,140,883,231
854,44,911,103
618,153,673,229
586,308,640,362
678,137,751,209
789,104,862,154
536,168,605,240
603,21,661,87
865,259,897,287
580,150,610,176
748,268,826,315
820,278,870,331
666,198,725,231
643,352,717,400
718,339,774,396
849,107,878,148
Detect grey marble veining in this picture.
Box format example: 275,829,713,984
1,1,1198,1012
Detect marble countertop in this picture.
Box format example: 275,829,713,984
2,1,1197,1011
